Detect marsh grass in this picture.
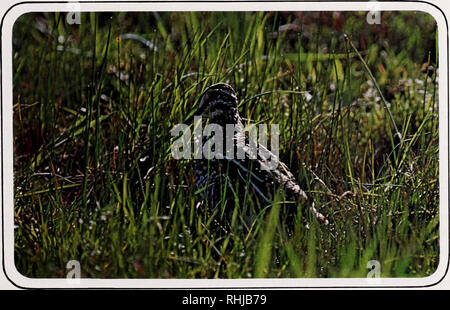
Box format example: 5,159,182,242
13,11,439,278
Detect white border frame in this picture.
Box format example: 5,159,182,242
1,1,448,289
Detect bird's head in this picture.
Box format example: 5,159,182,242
190,83,239,125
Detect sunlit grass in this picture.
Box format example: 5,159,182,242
13,11,439,278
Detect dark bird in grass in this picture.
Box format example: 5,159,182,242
189,83,328,228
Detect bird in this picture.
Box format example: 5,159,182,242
188,83,328,229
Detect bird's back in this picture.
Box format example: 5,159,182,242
195,117,306,214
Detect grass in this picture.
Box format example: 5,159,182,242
12,11,439,278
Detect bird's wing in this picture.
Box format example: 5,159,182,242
234,128,308,201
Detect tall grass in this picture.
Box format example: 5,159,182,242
13,11,439,278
